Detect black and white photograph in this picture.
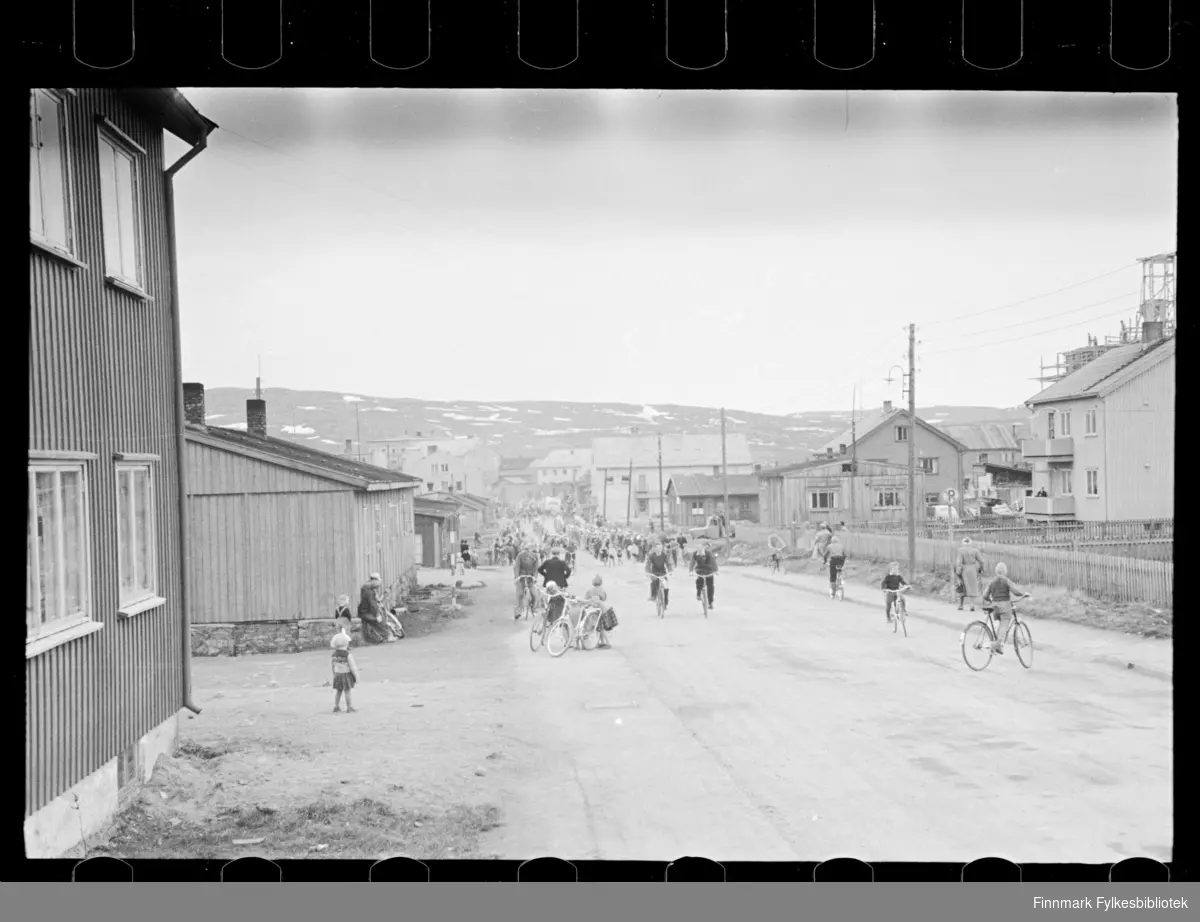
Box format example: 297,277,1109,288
28,87,1174,867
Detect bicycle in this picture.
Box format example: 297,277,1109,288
515,574,537,622
885,585,911,637
961,596,1034,672
690,571,715,618
376,587,406,640
648,574,670,619
829,561,846,601
545,591,603,657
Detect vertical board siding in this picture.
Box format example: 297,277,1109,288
1103,355,1175,521
28,90,184,817
187,441,351,494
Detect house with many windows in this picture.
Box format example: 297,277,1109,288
758,459,926,528
28,88,217,857
1022,328,1175,522
816,401,968,512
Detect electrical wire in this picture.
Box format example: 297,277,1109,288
922,290,1138,343
919,261,1140,328
922,305,1139,355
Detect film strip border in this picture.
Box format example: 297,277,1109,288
19,855,1177,881
25,1,1177,83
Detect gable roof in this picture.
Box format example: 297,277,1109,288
1025,336,1174,406
123,88,218,145
500,457,538,472
414,496,457,519
186,425,421,491
533,448,593,469
819,409,970,455
940,422,1024,452
592,433,753,470
423,491,493,511
667,473,760,498
759,458,914,478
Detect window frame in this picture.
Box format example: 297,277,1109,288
918,456,940,475
1062,469,1074,496
894,426,909,443
874,489,905,509
978,453,989,464
1061,411,1071,436
27,459,97,653
1085,468,1099,497
30,88,81,261
1085,409,1097,436
809,490,839,511
114,461,164,616
96,125,147,294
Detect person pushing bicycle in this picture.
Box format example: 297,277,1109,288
981,562,1029,656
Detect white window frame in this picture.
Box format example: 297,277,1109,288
894,426,909,442
1086,468,1099,497
97,126,146,292
918,457,939,475
1085,409,1097,436
978,453,989,464
115,461,164,616
30,88,80,260
1062,470,1074,495
28,460,96,652
875,489,905,509
1061,411,1071,436
809,491,839,511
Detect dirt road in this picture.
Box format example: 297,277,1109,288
479,553,1173,863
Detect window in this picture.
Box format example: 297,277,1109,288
455,481,463,491
894,426,909,442
978,453,989,464
638,499,648,513
426,482,434,491
116,463,157,608
606,475,614,484
30,89,77,255
1061,411,1071,436
620,475,629,483
810,491,839,510
918,457,939,475
28,463,92,642
925,493,941,506
1062,470,1073,495
1086,469,1099,497
1085,409,1097,435
637,474,647,492
875,489,904,508
1046,410,1055,440
691,503,705,518
839,444,847,454
98,130,143,288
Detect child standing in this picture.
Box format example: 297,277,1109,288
331,630,360,713
334,594,353,633
584,575,618,649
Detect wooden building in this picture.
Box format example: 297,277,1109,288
757,459,928,528
27,88,217,857
666,474,761,527
1022,329,1175,522
415,496,459,567
182,386,420,650
422,491,496,536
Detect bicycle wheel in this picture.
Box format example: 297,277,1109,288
546,619,572,657
655,594,665,619
529,614,545,652
835,579,844,602
961,621,994,672
898,599,908,637
580,611,601,651
701,590,709,619
1013,621,1034,669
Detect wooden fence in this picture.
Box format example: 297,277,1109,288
856,517,1173,545
840,532,1174,608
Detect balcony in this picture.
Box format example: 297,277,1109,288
1024,495,1075,519
1021,438,1074,462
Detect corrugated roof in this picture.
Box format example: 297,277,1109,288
533,448,593,469
940,423,1023,451
187,425,421,489
592,433,754,469
1026,336,1173,405
668,473,760,497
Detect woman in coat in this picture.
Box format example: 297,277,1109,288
358,573,396,644
954,538,985,612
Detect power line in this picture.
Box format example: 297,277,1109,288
922,290,1138,343
920,262,1139,328
923,305,1138,355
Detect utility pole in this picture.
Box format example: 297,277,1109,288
849,385,857,526
907,323,917,575
657,433,666,533
720,408,729,538
626,458,633,527
355,403,362,463
602,467,608,523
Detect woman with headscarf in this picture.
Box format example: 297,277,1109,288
954,538,985,612
358,573,396,644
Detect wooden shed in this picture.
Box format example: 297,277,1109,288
758,458,927,528
414,495,458,568
182,396,420,654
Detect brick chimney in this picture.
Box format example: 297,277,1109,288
183,383,205,426
246,398,267,438
1142,320,1164,343
883,400,893,412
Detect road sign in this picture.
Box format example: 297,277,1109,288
947,489,956,500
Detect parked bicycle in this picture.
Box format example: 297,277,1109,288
544,589,604,657
961,596,1034,672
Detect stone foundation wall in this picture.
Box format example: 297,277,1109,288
191,618,365,657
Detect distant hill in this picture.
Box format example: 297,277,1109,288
196,388,1032,466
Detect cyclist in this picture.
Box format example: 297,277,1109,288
512,543,540,619
881,562,909,623
690,538,719,610
826,533,846,597
644,539,673,608
812,522,834,562
981,562,1029,655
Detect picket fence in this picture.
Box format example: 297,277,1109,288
859,517,1173,544
840,532,1174,608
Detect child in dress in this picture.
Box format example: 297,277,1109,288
330,630,360,713
334,594,353,633
584,575,618,649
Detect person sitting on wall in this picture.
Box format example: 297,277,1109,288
358,573,397,644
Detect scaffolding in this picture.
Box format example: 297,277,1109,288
1033,252,1175,388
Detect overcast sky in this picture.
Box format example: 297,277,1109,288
169,90,1176,416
